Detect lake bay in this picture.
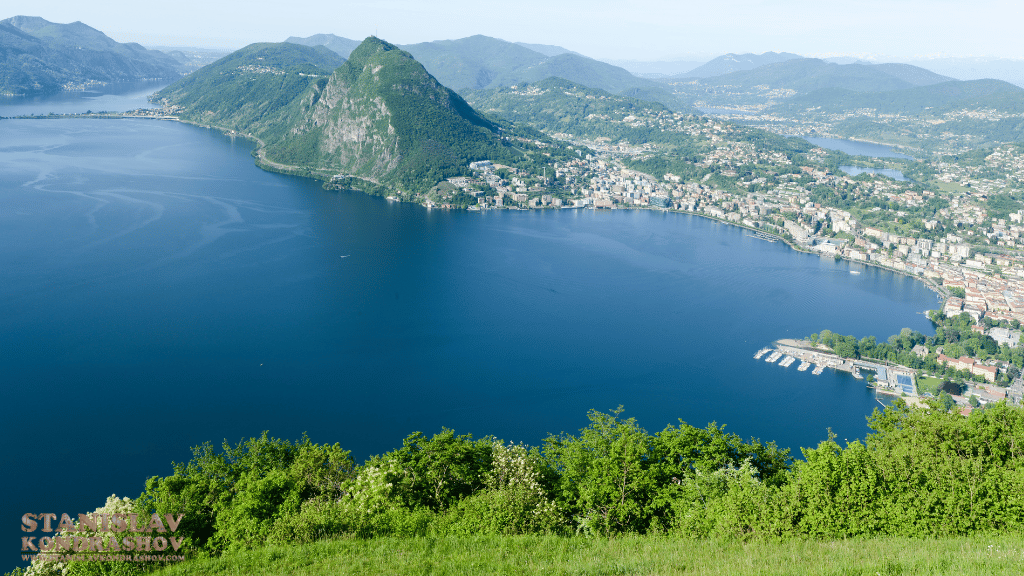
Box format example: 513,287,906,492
1,117,938,547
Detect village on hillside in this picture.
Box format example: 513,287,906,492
439,130,1024,410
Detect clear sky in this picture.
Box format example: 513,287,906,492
12,0,1024,61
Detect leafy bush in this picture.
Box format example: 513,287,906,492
97,401,1024,564
138,432,354,554
434,443,563,536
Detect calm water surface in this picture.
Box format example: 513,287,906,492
0,81,166,117
1,117,938,553
840,165,908,181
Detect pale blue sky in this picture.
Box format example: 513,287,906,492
13,0,1024,60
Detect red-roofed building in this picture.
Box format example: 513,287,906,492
971,365,999,383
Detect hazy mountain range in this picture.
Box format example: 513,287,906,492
286,33,693,112
0,16,180,94
5,15,1023,154
673,52,803,78
683,58,956,94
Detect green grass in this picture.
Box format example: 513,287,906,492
151,534,1024,576
929,180,972,195
917,376,944,396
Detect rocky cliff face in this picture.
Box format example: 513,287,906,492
159,37,507,193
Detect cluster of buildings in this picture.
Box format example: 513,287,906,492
934,352,1000,382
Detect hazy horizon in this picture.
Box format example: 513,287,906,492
9,0,1024,62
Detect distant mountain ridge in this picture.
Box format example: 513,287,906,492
678,52,803,78
285,33,359,59
0,15,180,94
696,58,955,93
775,78,1024,115
286,33,693,112
905,57,1024,89
513,42,579,57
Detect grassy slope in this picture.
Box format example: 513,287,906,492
153,534,1024,576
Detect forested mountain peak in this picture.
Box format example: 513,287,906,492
155,37,562,195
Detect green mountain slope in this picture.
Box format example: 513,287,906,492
464,77,679,142
490,52,668,96
514,41,579,57
155,38,563,195
0,15,180,94
153,42,345,131
399,35,549,90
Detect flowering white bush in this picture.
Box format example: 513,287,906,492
438,442,562,535
25,495,144,576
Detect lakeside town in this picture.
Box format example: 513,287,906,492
435,122,1024,411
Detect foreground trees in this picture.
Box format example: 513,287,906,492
47,401,1024,569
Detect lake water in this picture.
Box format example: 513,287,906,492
1,111,939,557
840,165,908,181
803,136,916,160
0,81,166,117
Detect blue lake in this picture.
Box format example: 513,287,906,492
1,114,939,556
0,81,166,117
840,165,908,181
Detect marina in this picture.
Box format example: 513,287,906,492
753,339,918,396
746,231,779,243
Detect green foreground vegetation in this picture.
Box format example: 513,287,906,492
10,402,1024,575
149,533,1024,576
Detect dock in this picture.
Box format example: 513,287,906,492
746,232,779,243
754,347,771,360
758,339,918,395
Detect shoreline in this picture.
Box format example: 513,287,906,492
7,113,949,305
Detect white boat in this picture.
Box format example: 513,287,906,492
850,270,861,275
753,347,771,360
779,355,796,367
798,361,810,371
765,351,782,363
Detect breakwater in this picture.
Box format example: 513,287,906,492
760,339,918,396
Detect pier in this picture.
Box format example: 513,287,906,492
753,338,918,396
